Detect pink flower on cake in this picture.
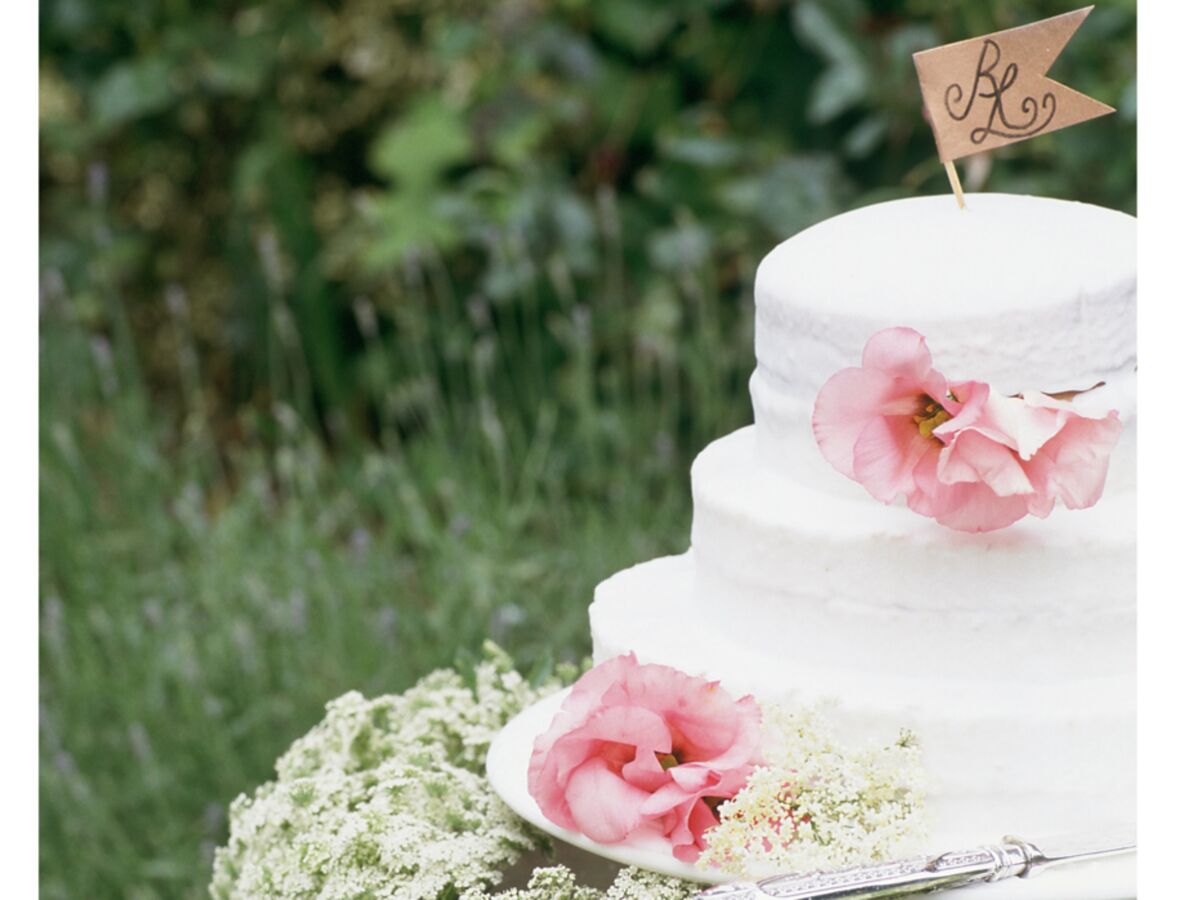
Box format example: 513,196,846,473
527,653,762,862
811,327,1122,532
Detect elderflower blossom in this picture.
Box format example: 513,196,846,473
210,644,571,899
698,704,926,877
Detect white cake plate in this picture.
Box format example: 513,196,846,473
487,689,1136,898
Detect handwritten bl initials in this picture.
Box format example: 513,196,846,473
944,39,1057,146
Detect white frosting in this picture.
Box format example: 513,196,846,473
690,427,1135,681
587,194,1136,848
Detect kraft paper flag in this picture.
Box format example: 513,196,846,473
913,7,1115,164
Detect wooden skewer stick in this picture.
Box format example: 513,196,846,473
943,159,965,209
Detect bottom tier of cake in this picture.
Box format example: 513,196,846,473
589,552,1135,848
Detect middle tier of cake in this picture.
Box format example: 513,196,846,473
683,425,1135,683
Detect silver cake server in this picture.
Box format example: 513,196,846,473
691,830,1135,899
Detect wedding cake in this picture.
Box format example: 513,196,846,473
588,193,1136,847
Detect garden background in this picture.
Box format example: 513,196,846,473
39,1,1135,897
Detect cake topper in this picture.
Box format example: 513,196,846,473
912,7,1115,208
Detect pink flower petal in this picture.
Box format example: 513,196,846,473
938,379,988,423
529,728,597,830
599,665,762,769
568,705,672,754
950,391,1065,458
620,745,672,793
564,757,652,844
686,695,762,771
933,481,1031,532
1023,410,1122,509
813,327,951,500
669,762,724,795
642,775,709,818
532,655,640,759
664,694,760,768
671,800,721,862
1025,492,1055,519
909,451,1030,532
860,327,934,384
529,654,648,830
937,429,1034,497
851,415,934,503
812,368,910,479
685,800,720,852
554,654,641,721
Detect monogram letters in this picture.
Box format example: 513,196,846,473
944,39,1057,146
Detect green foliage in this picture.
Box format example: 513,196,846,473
41,0,1136,436
40,1,1135,897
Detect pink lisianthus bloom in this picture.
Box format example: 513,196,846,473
527,653,762,862
812,327,1122,533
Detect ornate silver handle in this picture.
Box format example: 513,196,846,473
692,832,1135,899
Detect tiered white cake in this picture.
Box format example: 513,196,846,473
589,193,1136,846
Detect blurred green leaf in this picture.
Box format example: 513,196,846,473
792,0,867,63
198,40,272,97
721,154,849,237
649,222,712,272
809,62,870,123
787,1,873,123
370,99,473,187
659,133,743,169
361,192,462,267
592,0,680,55
844,114,889,159
792,1,870,123
90,57,176,131
492,113,551,168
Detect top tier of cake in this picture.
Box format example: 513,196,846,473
751,193,1137,493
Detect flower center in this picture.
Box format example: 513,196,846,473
657,752,681,770
913,396,951,438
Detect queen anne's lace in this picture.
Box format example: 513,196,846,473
461,865,692,900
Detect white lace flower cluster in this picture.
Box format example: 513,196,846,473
209,644,693,899
462,866,692,900
211,644,547,898
698,704,926,877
